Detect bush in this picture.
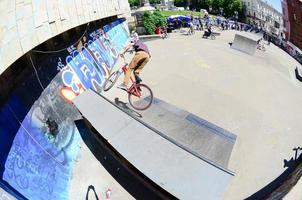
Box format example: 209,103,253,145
129,0,139,7
143,11,167,35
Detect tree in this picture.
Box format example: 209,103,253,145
201,0,211,9
211,0,223,13
149,0,161,5
143,11,167,34
230,0,244,20
221,0,233,17
174,0,187,7
128,0,140,7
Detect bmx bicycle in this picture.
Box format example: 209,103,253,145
103,57,153,110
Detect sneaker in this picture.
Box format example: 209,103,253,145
117,83,127,91
135,75,142,84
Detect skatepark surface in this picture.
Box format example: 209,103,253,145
73,90,234,200
101,30,302,199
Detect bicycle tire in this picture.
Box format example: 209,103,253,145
103,71,119,91
128,84,153,110
211,35,216,40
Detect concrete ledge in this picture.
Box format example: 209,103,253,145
73,90,234,200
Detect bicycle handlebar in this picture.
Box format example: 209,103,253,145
120,54,128,66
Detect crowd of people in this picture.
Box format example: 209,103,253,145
153,13,302,64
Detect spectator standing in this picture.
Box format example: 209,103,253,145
198,17,203,31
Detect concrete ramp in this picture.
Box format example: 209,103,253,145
136,97,236,169
231,33,260,55
73,90,234,200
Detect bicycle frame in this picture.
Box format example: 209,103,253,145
121,64,142,98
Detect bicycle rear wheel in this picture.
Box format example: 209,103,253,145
128,84,153,110
103,71,120,91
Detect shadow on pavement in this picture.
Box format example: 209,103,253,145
86,185,99,200
75,119,176,200
246,147,302,200
114,98,142,118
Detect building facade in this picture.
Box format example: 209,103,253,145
0,0,130,74
281,0,290,40
242,0,283,36
282,0,302,51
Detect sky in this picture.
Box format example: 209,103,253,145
267,0,282,12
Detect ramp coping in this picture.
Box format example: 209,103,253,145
185,114,237,142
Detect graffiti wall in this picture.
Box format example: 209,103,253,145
0,18,129,200
60,19,129,97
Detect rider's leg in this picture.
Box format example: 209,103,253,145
118,53,141,90
133,52,150,83
122,52,146,87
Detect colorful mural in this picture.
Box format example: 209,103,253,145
60,19,129,96
0,18,129,200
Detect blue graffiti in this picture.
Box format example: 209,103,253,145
65,51,103,91
61,19,129,94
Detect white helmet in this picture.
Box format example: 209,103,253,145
131,31,139,43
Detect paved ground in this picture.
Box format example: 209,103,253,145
69,139,134,200
104,29,302,199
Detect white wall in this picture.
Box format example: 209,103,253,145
0,0,130,75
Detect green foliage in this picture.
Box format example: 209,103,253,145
128,0,139,7
153,11,167,26
211,0,223,11
149,0,161,4
143,11,167,34
220,0,243,17
184,0,245,20
174,0,187,7
143,12,156,35
200,0,212,10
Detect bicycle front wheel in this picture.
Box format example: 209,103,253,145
103,71,120,91
128,84,153,110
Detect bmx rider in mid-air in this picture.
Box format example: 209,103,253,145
117,32,151,90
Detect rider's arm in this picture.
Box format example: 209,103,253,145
120,43,133,57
